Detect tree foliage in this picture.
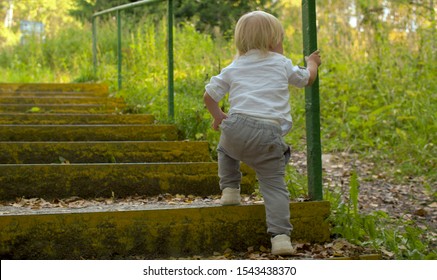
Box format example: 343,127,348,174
0,0,80,47
69,0,278,36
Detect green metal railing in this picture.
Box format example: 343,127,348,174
302,0,323,201
91,0,322,201
92,0,174,119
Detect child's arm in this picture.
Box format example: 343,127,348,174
305,50,322,86
203,92,228,131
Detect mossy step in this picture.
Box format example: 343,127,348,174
0,124,178,141
0,103,125,113
0,96,124,105
0,163,255,200
0,83,108,95
0,113,155,124
0,141,211,164
0,92,108,98
0,201,330,259
0,89,107,99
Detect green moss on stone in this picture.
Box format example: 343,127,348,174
0,201,330,259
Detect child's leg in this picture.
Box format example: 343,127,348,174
242,126,292,235
251,142,294,255
258,144,292,235
217,146,242,205
217,146,241,191
257,171,292,235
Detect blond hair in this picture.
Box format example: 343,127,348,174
234,11,284,56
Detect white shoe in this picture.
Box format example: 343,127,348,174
220,188,241,206
271,234,294,255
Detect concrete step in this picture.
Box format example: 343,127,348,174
0,163,256,200
0,124,178,141
0,141,211,164
0,96,124,105
0,92,109,98
0,83,109,96
0,201,330,259
0,113,155,124
0,103,125,113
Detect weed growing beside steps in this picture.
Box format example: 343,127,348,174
326,171,436,260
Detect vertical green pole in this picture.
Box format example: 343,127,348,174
92,16,97,76
167,0,174,120
117,10,122,90
302,0,323,201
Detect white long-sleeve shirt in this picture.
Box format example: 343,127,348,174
205,49,310,135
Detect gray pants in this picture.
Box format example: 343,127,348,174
217,113,293,236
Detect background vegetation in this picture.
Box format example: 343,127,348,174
0,0,435,259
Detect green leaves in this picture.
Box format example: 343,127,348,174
349,171,359,216
328,173,436,260
27,107,41,113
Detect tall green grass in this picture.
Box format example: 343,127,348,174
0,25,94,82
318,37,436,181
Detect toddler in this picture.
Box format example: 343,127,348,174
203,11,321,255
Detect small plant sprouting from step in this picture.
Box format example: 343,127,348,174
27,107,41,113
110,155,117,163
58,156,70,164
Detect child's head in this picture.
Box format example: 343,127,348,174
234,11,284,56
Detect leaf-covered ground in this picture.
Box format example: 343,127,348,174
0,152,435,259
291,152,436,229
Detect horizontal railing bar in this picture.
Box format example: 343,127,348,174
92,0,163,18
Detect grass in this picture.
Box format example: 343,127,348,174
326,172,436,260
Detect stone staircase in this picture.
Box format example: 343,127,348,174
0,83,330,259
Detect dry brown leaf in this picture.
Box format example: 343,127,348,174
413,208,428,217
